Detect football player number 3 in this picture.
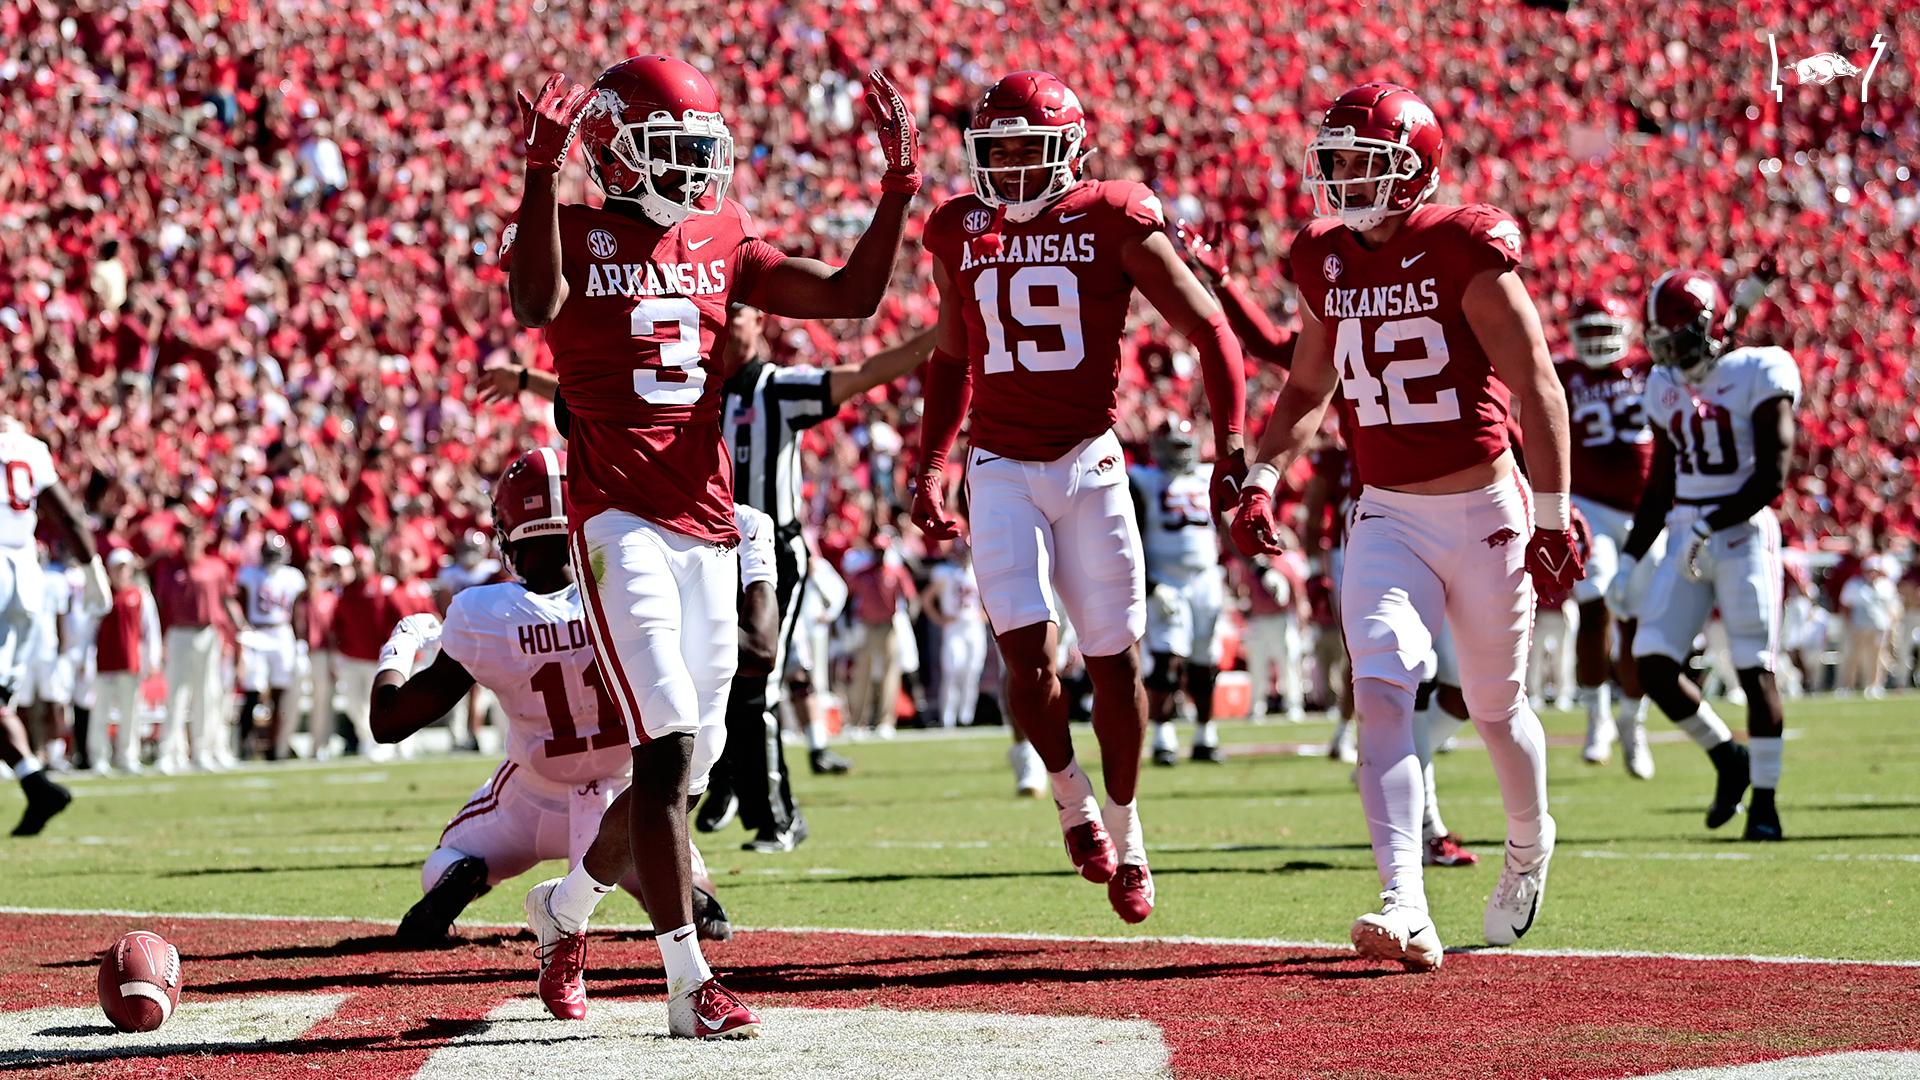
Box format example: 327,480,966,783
1333,317,1460,427
975,266,1086,374
531,661,628,757
631,297,704,405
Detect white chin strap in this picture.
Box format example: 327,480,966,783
633,191,691,227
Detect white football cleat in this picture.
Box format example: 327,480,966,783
1350,890,1444,971
1484,814,1555,946
1007,741,1046,798
1621,719,1654,780
668,975,761,1039
1581,714,1616,765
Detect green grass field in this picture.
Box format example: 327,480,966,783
4,696,1915,962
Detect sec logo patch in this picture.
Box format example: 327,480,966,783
965,209,992,233
1323,254,1343,282
586,229,618,260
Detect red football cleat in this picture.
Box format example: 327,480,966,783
1063,820,1118,884
669,975,761,1039
1108,863,1155,923
1425,833,1480,867
535,931,588,1020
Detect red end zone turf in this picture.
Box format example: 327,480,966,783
3,913,1916,1079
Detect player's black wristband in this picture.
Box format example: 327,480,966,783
518,366,529,391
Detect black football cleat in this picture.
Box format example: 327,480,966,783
1151,747,1179,767
1743,789,1784,841
809,748,853,775
12,771,72,836
693,884,733,941
397,856,491,946
1705,741,1751,830
1190,744,1227,763
743,813,808,854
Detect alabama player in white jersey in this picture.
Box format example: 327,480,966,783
1231,84,1586,968
0,418,107,835
236,533,307,761
1622,268,1796,842
506,56,919,1036
1130,420,1228,766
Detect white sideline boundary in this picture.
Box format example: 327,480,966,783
4,905,1916,968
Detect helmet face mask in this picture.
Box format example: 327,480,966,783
1304,84,1443,233
1150,421,1199,473
965,71,1088,224
1645,270,1728,383
1570,295,1635,368
580,60,735,228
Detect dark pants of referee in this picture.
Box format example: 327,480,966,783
708,529,806,842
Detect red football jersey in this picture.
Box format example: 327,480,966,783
501,201,787,543
1288,204,1524,489
924,179,1167,461
1557,356,1654,512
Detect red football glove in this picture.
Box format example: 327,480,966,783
1230,487,1286,558
1210,447,1248,520
1175,219,1230,284
911,471,962,541
517,73,594,172
1525,506,1592,607
864,69,921,195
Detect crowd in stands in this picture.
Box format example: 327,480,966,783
2,1,1915,763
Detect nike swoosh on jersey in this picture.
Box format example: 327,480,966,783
687,236,714,251
1400,252,1426,268
1058,212,1088,223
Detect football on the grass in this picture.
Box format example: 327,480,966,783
98,930,181,1032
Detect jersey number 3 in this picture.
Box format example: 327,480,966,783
1334,317,1461,428
631,297,705,406
975,267,1086,374
531,661,627,757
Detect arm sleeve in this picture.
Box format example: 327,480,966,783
918,348,972,476
768,366,836,430
1187,309,1247,447
1216,277,1297,369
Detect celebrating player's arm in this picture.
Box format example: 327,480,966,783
734,505,780,679
367,613,465,744
1175,219,1298,370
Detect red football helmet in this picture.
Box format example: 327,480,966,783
1645,270,1728,382
492,447,569,544
1306,83,1443,232
1570,294,1635,368
577,56,734,227
965,71,1089,222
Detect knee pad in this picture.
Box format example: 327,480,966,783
422,847,487,893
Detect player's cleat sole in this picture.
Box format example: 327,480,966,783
1705,741,1751,830
1063,820,1118,884
1107,863,1154,923
692,884,733,941
809,748,854,774
694,791,738,834
397,856,491,946
12,772,72,836
668,976,761,1039
1423,832,1480,867
1151,747,1179,767
1350,893,1443,972
524,879,588,1020
1484,815,1554,946
1189,744,1226,763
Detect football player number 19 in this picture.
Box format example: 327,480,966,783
974,267,1087,374
631,297,705,405
1334,316,1460,427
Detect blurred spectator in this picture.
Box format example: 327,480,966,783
150,531,245,773
925,541,986,728
1237,551,1309,722
88,549,161,774
843,537,918,737
1839,555,1899,696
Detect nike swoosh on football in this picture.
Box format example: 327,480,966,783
1059,212,1088,223
687,237,714,251
1400,252,1426,268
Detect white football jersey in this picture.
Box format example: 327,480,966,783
736,504,777,588
0,429,57,550
1131,464,1218,575
1643,346,1800,504
929,561,983,623
439,581,632,786
237,564,307,627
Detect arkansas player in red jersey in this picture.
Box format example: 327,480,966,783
1557,296,1658,778
1230,84,1585,968
505,56,921,1038
913,71,1247,926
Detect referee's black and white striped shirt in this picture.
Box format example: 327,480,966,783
721,360,836,535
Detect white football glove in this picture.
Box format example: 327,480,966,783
378,613,444,676
79,555,112,616
1678,520,1715,583
1149,582,1182,622
1604,553,1639,620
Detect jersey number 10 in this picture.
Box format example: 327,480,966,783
1668,405,1739,476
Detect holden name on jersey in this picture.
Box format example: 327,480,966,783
956,232,1100,272
517,618,591,657
581,258,731,299
1321,278,1441,320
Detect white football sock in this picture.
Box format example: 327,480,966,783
658,924,713,999
1473,704,1549,850
1584,683,1612,727
807,715,829,752
13,758,42,780
1151,720,1178,753
1676,700,1733,751
1411,704,1444,841
1353,678,1425,901
1617,694,1646,727
549,860,616,935
1048,759,1099,827
1192,720,1217,748
1101,797,1146,866
1749,736,1783,788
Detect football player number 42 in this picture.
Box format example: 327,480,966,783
1334,316,1461,427
631,297,705,405
531,661,627,757
975,267,1087,374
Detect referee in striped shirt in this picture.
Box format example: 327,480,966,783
703,306,933,851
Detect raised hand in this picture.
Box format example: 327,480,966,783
864,69,921,195
1175,219,1231,284
517,73,593,172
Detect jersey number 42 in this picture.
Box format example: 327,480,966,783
1334,317,1461,427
